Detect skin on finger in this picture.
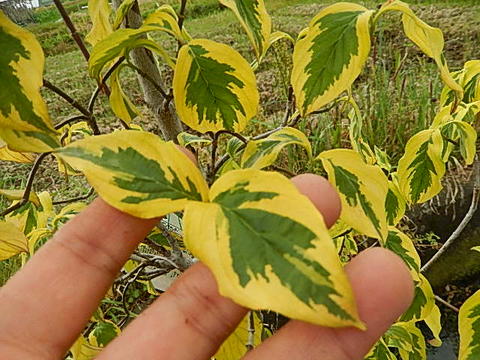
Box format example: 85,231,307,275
243,247,414,360
93,175,343,360
0,198,158,359
291,174,341,228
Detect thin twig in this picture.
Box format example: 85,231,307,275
54,115,90,130
435,295,460,312
269,165,296,177
53,187,95,205
125,61,169,99
421,158,480,273
216,130,248,143
178,0,188,31
43,79,91,117
51,0,90,61
0,152,51,217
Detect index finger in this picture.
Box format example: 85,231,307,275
0,198,158,359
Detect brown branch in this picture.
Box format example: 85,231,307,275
435,294,460,313
0,152,51,217
178,0,188,31
421,158,480,273
53,187,95,205
51,0,90,62
54,115,90,130
43,79,91,117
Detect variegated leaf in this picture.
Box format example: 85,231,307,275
109,64,139,124
0,12,59,152
400,274,434,322
214,312,262,360
173,39,259,133
55,130,209,218
384,227,421,281
441,121,477,165
459,290,480,360
177,132,212,147
85,0,113,46
385,176,406,226
219,0,271,60
397,129,445,204
424,304,442,347
142,5,184,40
378,1,462,99
385,323,413,352
88,321,121,347
89,28,173,80
318,149,389,242
395,322,427,360
441,60,480,106
292,3,373,116
69,336,101,360
0,221,29,260
184,169,362,328
241,127,311,170
365,338,397,360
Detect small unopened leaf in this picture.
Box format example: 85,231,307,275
378,0,462,98
0,221,29,260
459,290,480,360
0,12,59,152
424,304,442,347
109,64,139,124
219,0,271,60
385,177,406,226
318,149,389,242
385,323,413,352
397,129,445,204
173,39,259,133
292,3,373,116
241,127,311,170
184,169,362,328
177,132,212,147
56,130,209,218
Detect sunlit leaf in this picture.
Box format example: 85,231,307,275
219,0,271,60
112,0,135,30
69,336,101,360
55,130,209,218
385,176,406,226
318,149,389,242
292,3,373,115
184,169,362,328
173,39,259,133
441,60,480,106
85,0,113,46
365,338,397,360
0,12,59,152
378,0,462,99
241,127,311,170
0,138,35,163
440,121,477,165
395,322,426,360
88,321,121,347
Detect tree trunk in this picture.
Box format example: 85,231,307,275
113,0,183,141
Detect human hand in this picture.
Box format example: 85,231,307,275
0,174,413,360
